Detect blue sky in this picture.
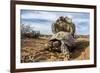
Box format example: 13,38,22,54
21,9,90,35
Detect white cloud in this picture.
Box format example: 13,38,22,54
73,18,89,24
21,11,58,22
22,22,52,35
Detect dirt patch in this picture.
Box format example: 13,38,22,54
21,37,89,63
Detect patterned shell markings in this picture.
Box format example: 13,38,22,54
52,16,75,37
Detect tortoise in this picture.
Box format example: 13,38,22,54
45,31,75,59
52,16,75,37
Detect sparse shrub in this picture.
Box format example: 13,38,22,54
21,24,40,38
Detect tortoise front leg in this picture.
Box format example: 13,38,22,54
60,42,70,60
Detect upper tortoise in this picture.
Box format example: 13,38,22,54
52,16,75,37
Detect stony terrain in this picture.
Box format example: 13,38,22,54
21,37,89,63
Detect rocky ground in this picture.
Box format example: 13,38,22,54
21,37,89,63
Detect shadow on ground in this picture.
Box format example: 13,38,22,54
70,40,89,60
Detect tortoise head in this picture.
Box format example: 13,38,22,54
49,39,61,48
65,16,72,24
